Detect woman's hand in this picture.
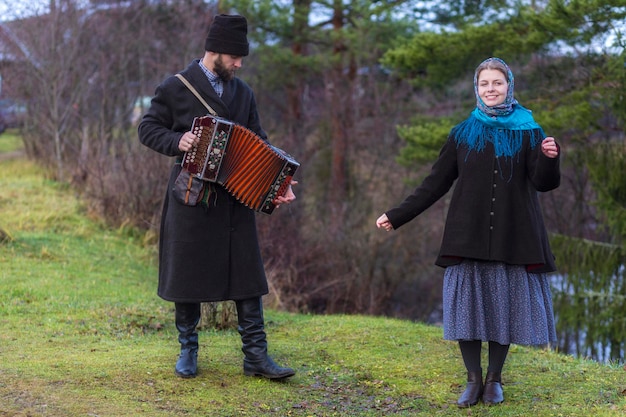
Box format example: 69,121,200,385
376,213,393,231
541,137,559,159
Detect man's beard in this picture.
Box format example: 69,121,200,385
214,55,236,81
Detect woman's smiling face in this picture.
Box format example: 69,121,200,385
477,69,509,107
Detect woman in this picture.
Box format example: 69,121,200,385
376,57,560,407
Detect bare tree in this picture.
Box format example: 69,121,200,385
3,0,213,223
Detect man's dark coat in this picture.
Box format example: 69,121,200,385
138,60,269,302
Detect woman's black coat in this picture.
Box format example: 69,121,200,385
138,60,269,302
385,128,560,273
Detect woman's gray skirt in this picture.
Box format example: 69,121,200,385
443,260,557,346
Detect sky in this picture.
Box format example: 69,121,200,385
0,1,48,21
0,1,623,52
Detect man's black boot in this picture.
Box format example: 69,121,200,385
174,302,200,378
235,297,295,380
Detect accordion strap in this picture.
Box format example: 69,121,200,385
175,73,218,116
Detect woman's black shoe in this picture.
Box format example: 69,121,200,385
483,371,504,405
457,370,483,408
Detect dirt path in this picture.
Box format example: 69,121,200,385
0,149,25,161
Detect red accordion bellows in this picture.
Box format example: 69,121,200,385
182,115,299,214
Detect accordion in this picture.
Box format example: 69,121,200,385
182,115,299,214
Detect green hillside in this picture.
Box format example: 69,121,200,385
1,132,624,416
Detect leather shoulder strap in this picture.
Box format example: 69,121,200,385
175,73,217,116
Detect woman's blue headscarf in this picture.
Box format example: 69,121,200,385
474,57,517,117
452,57,545,158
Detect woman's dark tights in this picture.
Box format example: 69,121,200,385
459,340,510,373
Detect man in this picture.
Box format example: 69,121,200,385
138,14,296,380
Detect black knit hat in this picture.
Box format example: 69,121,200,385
204,14,249,56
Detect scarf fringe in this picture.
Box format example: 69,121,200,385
451,110,544,158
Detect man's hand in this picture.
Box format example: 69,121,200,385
178,131,198,152
274,181,298,208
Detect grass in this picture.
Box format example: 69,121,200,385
1,134,625,416
0,129,22,153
